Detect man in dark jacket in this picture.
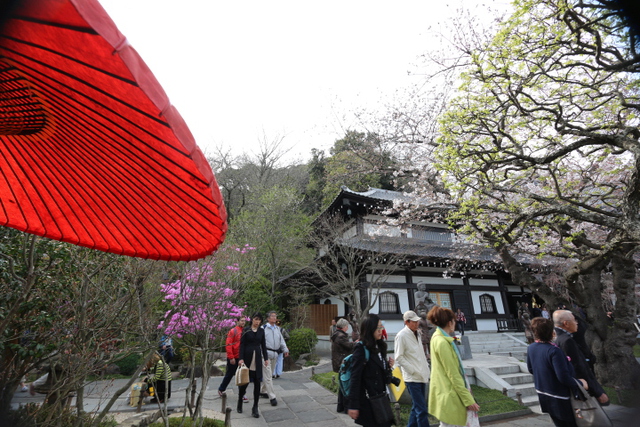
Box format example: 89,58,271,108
331,318,354,413
553,310,609,405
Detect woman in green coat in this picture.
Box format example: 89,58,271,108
427,306,480,427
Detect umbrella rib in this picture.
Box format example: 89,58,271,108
1,34,138,85
2,52,220,201
27,76,221,218
11,16,98,35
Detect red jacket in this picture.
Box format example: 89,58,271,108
226,325,243,359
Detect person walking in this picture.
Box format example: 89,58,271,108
274,319,289,378
553,310,609,405
331,318,355,413
218,317,248,403
260,311,288,406
237,312,269,418
527,317,585,427
455,309,466,336
395,310,431,427
347,314,395,427
427,306,479,427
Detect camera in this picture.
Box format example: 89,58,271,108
386,367,401,387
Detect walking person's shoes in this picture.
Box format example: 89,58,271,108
243,396,249,403
252,405,260,418
259,392,269,398
270,398,278,406
237,399,243,414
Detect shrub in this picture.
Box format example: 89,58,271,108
114,353,143,376
287,328,318,360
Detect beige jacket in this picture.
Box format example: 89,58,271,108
394,325,430,383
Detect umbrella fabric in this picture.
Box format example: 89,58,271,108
0,0,227,261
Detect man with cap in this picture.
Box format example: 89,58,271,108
395,310,431,427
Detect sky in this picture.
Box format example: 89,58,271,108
99,1,507,163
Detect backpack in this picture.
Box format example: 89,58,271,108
338,343,370,398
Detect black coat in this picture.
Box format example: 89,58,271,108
555,328,605,398
347,342,392,427
239,326,268,382
330,329,354,373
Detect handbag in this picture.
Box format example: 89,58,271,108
369,392,395,425
234,362,250,386
570,380,613,427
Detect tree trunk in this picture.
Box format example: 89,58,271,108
591,250,640,389
498,245,640,389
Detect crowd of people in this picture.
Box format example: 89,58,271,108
331,306,476,427
328,302,609,427
215,310,289,418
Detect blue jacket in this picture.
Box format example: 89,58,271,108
527,341,579,422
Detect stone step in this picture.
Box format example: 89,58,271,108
521,394,540,407
511,383,537,398
470,345,528,352
489,365,521,375
501,372,534,385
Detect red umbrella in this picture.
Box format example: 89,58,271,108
0,0,227,261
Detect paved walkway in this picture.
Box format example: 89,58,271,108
10,356,639,426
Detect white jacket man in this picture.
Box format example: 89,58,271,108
395,310,431,426
260,311,288,406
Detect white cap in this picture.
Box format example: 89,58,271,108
403,310,421,322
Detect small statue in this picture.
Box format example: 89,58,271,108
414,281,437,314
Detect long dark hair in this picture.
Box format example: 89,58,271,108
359,314,387,358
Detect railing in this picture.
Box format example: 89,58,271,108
496,318,524,332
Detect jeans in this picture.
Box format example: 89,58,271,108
274,352,284,376
406,382,430,427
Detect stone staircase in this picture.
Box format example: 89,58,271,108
464,332,540,410
467,331,529,360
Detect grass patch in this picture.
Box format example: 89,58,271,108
148,417,224,427
633,344,640,358
311,372,527,424
304,353,321,367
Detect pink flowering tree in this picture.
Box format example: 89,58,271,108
156,244,254,418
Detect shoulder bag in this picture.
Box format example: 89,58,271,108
570,379,613,427
369,391,395,425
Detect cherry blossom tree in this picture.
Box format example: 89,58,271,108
417,0,640,388
156,244,252,420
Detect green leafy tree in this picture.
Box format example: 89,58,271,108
228,185,314,307
322,130,399,206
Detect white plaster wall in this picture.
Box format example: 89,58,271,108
414,277,464,286
468,278,500,287
382,320,405,335
367,274,406,283
475,319,498,331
